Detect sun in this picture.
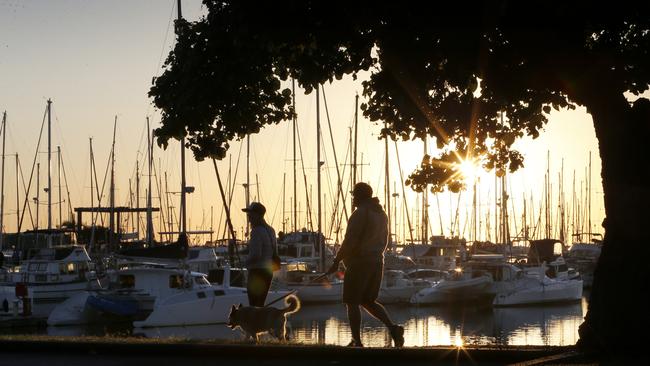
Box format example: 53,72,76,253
457,159,481,181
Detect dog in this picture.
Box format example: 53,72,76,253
227,294,300,342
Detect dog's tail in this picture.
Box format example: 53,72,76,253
282,294,301,315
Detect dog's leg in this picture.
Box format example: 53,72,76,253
277,318,287,341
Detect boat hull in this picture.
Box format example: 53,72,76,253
133,288,290,328
492,279,583,306
288,282,343,304
410,276,494,305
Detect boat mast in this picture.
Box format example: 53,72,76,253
587,151,591,243
316,86,324,271
36,162,40,235
352,93,359,212
47,99,52,245
58,146,62,230
177,0,188,239
384,121,391,251
15,154,20,240
109,116,117,250
292,79,297,232
282,173,286,233
0,112,6,247
422,137,428,245
245,135,250,236
146,118,153,246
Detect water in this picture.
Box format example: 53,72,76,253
14,294,589,347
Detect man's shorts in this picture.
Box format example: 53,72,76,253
342,260,383,304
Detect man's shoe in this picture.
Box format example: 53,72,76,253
347,340,364,347
389,325,404,348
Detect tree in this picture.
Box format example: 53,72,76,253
149,1,650,357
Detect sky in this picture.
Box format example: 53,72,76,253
0,0,606,245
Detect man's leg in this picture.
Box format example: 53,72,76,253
247,269,263,307
346,303,362,346
361,301,394,327
361,301,404,347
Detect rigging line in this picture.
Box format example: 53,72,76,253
228,140,244,207
320,86,349,221
59,151,74,223
195,159,205,225
452,191,462,236
90,141,105,226
153,158,168,238
52,114,81,199
18,104,47,231
268,176,282,229
145,0,176,117
508,177,519,238
92,132,114,228
17,156,35,230
330,135,351,239
394,141,414,243
295,113,313,231
211,158,241,267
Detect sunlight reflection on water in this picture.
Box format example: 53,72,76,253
38,294,588,347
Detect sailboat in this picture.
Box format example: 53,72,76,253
0,100,101,320
274,84,343,303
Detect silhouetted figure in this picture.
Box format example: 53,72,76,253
327,182,404,347
243,202,277,307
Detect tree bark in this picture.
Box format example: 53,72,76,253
578,92,650,357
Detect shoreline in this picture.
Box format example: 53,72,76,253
0,335,606,365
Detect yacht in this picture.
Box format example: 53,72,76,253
467,256,583,307
410,268,494,305
378,270,431,304
49,264,286,327
0,246,100,318
566,242,601,287
273,261,343,304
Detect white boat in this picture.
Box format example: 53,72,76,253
275,262,342,304
566,242,601,287
277,231,334,272
467,257,583,307
410,269,494,305
404,268,448,283
378,270,430,304
48,265,192,326
0,246,100,318
51,265,276,327
131,265,290,328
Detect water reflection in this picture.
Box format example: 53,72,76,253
35,296,587,347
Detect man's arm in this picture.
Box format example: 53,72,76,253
246,227,262,266
334,207,366,263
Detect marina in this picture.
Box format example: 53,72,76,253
3,2,649,364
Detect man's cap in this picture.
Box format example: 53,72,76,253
242,201,266,215
352,182,373,199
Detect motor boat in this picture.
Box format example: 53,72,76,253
0,246,100,318
467,258,583,307
274,262,343,304
410,268,494,305
133,265,290,328
378,270,430,304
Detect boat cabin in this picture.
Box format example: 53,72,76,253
110,267,212,301
7,246,93,284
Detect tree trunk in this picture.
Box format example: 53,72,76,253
578,92,650,358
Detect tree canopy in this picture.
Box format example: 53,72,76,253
150,1,648,192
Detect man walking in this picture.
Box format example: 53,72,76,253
326,182,405,347
243,201,276,307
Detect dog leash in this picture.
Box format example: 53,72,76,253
263,289,298,308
